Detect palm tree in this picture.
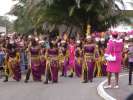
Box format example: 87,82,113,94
10,0,130,34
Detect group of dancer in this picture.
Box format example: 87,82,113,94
0,32,108,84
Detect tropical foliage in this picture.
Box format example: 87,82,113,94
0,16,13,32
10,0,130,34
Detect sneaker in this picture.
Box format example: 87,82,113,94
104,85,112,89
114,85,119,89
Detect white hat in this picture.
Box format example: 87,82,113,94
76,40,80,44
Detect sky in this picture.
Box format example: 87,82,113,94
0,0,18,21
0,0,133,21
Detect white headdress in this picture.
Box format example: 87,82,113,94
124,36,129,41
61,40,66,44
129,35,133,39
28,35,32,39
76,40,80,44
100,38,105,42
86,35,91,39
95,37,100,42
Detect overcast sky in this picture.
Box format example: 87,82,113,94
0,0,133,20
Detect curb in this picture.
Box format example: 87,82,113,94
97,74,128,100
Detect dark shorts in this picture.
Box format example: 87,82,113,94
129,62,133,68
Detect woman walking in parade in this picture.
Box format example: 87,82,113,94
17,36,28,72
59,39,68,77
4,37,21,82
39,38,46,75
104,32,123,88
68,37,76,78
93,37,101,77
25,38,42,82
75,39,82,77
82,35,95,83
98,38,107,76
44,38,59,84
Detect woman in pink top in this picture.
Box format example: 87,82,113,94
68,37,76,77
104,32,124,88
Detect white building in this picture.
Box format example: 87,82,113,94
0,26,6,34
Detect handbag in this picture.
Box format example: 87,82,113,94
104,46,116,61
104,54,116,61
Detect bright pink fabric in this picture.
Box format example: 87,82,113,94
106,39,124,73
68,44,75,68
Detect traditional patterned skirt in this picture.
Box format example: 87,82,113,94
94,57,102,77
50,57,58,82
75,57,82,77
58,55,68,76
20,51,28,71
6,57,21,81
83,55,95,81
40,55,46,75
31,56,41,81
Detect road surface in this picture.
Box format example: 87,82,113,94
0,76,104,100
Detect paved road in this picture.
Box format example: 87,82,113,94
0,76,105,100
105,75,133,100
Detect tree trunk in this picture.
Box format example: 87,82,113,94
82,22,88,36
69,25,73,38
